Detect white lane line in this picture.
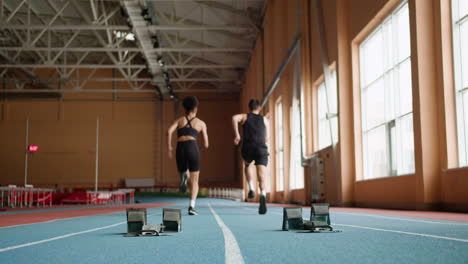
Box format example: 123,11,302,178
335,223,468,243
237,206,468,243
333,212,468,225
239,204,468,226
208,203,245,264
0,212,160,253
0,221,126,253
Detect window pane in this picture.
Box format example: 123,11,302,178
460,91,468,164
291,105,304,189
320,119,331,149
276,103,284,191
317,71,338,149
382,19,394,71
398,59,413,115
330,71,338,112
390,123,397,175
363,134,370,179
318,83,326,119
453,0,468,166
365,78,385,129
396,114,415,174
396,5,411,61
384,71,396,122
277,103,283,148
362,29,384,86
460,22,468,89
364,126,388,179
459,0,468,20
332,117,339,144
279,152,284,190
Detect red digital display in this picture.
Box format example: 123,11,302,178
28,145,39,152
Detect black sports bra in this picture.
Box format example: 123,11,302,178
177,116,199,138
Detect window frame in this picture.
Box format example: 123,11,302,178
275,99,285,191
452,0,468,166
315,68,338,151
358,0,415,180
290,102,304,190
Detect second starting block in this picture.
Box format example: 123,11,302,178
282,204,341,233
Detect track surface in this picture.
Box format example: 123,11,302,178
0,197,467,264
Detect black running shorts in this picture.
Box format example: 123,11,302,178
176,140,200,172
241,143,269,166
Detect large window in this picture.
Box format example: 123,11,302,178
317,70,338,150
265,112,272,192
290,103,304,189
359,1,415,180
276,101,284,191
452,0,468,166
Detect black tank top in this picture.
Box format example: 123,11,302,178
242,113,266,145
177,116,199,139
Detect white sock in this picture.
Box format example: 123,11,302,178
190,200,196,208
248,181,254,191
261,190,266,196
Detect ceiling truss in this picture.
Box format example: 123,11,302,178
0,0,265,98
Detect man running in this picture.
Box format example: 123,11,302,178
232,99,269,214
167,96,209,215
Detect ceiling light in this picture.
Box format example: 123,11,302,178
113,31,135,41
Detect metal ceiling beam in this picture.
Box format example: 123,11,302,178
154,10,255,41
0,47,250,52
0,77,237,82
0,88,238,93
0,64,245,69
0,24,253,31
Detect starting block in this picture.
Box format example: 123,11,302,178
126,208,147,236
162,208,182,232
282,204,341,233
282,207,304,231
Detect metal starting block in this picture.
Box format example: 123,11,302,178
282,204,341,233
162,208,182,232
140,224,164,236
126,208,147,236
282,207,305,231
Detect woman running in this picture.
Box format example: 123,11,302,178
167,96,209,215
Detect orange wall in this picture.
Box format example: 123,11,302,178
0,86,240,189
239,0,468,211
0,100,160,188
355,175,417,207
441,168,468,209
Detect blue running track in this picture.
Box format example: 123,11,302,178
0,197,467,264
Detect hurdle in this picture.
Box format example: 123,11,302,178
207,188,243,201
0,186,54,209
116,188,135,204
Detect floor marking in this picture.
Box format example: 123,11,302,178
0,221,126,253
208,203,245,264
0,206,170,229
0,212,159,253
335,223,468,243
333,212,468,225
237,205,468,243
239,203,468,225
0,214,122,229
